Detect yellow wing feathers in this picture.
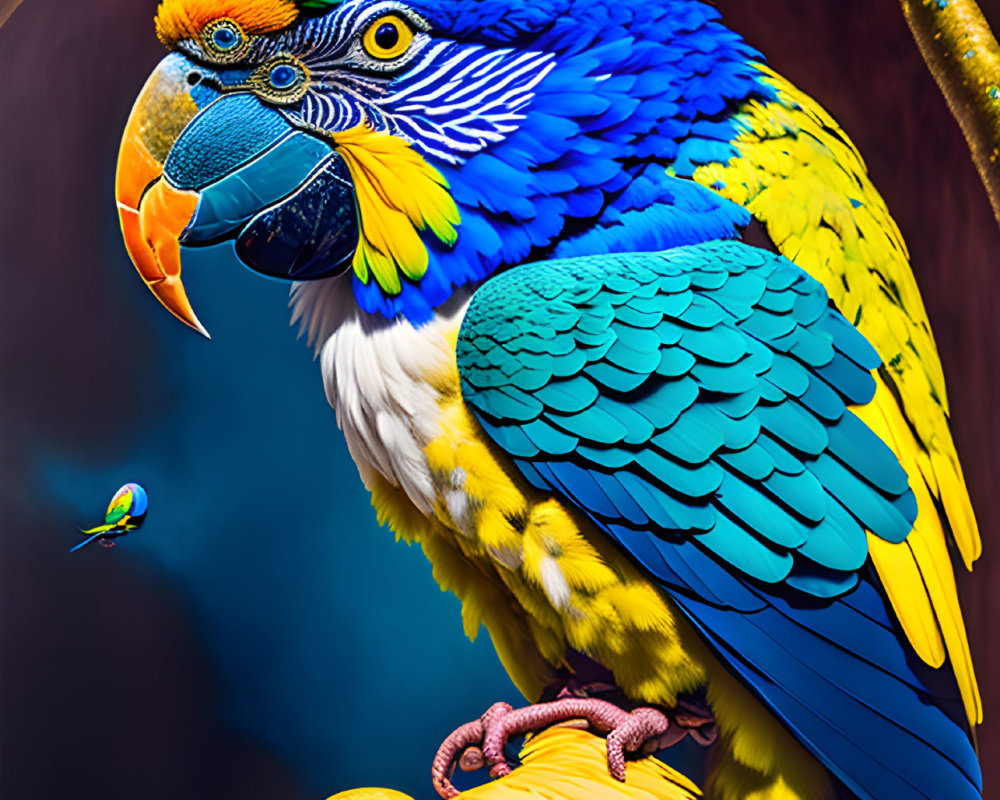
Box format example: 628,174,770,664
351,66,981,800
857,379,982,725
695,66,981,725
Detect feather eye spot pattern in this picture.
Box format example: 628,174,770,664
250,55,311,104
209,22,241,52
200,18,253,63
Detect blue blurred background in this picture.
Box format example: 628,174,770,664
2,1,999,798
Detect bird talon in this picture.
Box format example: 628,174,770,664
432,780,460,800
458,747,485,772
604,707,671,781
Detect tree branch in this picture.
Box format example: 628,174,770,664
901,0,1000,226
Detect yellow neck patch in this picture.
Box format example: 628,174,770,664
154,0,299,47
330,125,461,295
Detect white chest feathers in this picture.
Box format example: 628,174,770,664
317,292,471,516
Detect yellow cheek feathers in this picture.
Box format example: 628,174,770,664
329,125,461,295
154,0,299,47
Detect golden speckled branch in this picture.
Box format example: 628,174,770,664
901,0,1000,226
0,0,25,30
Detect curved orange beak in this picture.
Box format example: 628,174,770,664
115,59,208,337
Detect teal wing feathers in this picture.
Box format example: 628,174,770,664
460,241,910,594
455,241,980,800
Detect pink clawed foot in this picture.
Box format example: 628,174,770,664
431,698,716,798
432,703,512,799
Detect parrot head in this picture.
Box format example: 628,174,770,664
118,0,763,333
105,482,149,526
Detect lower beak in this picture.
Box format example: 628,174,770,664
115,57,208,337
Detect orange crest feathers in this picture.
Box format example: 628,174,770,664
155,0,300,46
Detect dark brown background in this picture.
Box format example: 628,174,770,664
1,1,997,797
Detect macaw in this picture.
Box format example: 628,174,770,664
70,482,149,553
115,1,983,798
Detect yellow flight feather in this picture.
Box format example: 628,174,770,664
857,378,982,726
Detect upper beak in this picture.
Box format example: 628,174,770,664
115,56,208,337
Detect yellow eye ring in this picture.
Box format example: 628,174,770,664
362,14,414,60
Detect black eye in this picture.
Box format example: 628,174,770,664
374,23,399,50
269,64,299,90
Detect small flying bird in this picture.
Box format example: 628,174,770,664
70,483,148,553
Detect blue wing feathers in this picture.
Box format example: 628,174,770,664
794,497,868,573
809,454,913,544
798,374,848,421
521,418,578,455
761,468,828,524
718,443,775,481
784,565,859,599
756,432,807,475
652,404,727,463
702,631,970,800
456,241,979,800
715,469,809,549
763,352,811,395
695,509,794,583
824,412,911,492
591,470,649,525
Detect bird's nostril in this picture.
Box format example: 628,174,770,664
186,71,202,86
